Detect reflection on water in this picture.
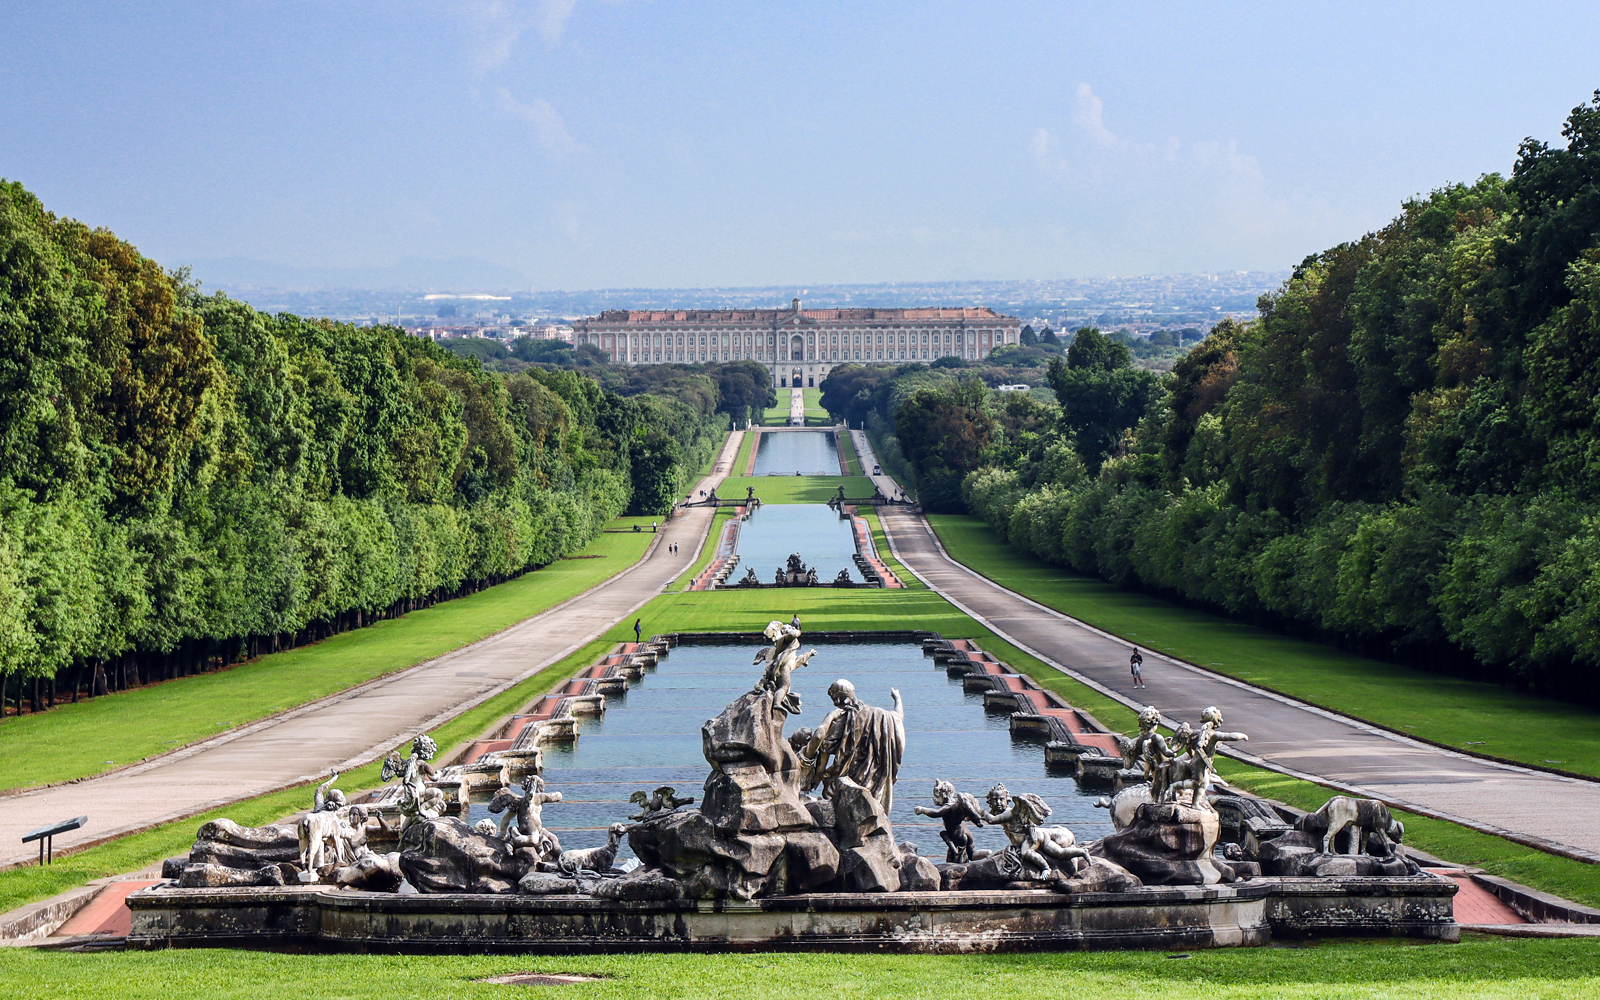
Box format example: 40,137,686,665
465,642,1110,855
752,430,838,475
735,504,860,582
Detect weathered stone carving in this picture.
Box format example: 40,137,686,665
913,779,990,862
397,817,520,894
980,783,1089,879
750,620,815,716
1304,795,1405,857
1090,801,1231,885
629,786,695,821
382,734,440,837
297,770,374,873
1117,706,1175,802
557,822,629,875
798,679,905,813
487,773,563,857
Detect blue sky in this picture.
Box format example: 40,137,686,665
4,1,1597,290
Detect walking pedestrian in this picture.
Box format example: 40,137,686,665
634,618,643,644
790,613,801,631
1129,648,1145,689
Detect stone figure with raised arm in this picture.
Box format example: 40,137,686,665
381,733,440,836
1192,705,1249,801
798,679,905,813
981,783,1090,879
487,773,564,858
298,770,375,872
914,779,990,862
750,619,816,716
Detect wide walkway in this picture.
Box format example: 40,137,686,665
0,433,745,868
852,430,1600,863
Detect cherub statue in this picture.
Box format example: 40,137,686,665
1157,722,1210,805
381,734,439,837
629,785,695,821
981,783,1090,880
913,779,990,862
751,620,816,715
486,773,564,858
1190,705,1248,802
1117,706,1175,801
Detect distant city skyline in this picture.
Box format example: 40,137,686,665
4,2,1596,290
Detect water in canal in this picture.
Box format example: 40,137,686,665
752,430,838,475
466,641,1110,855
734,504,861,582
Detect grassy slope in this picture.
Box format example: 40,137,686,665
4,937,1598,1000
927,514,1600,780
721,475,875,504
0,522,659,791
837,430,862,475
0,639,615,915
860,509,921,589
732,428,757,475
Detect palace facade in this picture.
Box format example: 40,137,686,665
571,300,1022,387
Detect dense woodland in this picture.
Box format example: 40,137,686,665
826,93,1600,703
0,181,734,712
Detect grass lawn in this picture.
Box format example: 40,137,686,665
0,639,615,916
3,936,1598,999
0,521,658,792
838,429,862,475
927,514,1600,781
720,475,874,505
860,508,921,589
732,427,758,474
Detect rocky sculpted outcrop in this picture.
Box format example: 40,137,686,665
1089,802,1235,885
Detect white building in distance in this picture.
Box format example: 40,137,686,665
572,299,1021,387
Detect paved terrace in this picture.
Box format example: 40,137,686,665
851,429,1600,863
0,433,747,869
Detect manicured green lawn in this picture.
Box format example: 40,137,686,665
720,475,874,504
927,514,1600,780
732,427,758,474
0,522,658,792
860,508,921,589
0,639,615,916
838,429,862,475
4,936,1598,999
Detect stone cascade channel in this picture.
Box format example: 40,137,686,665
734,505,863,583
462,641,1112,856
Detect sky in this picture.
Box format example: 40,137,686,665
3,1,1598,291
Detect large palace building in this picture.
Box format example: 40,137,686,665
572,300,1022,387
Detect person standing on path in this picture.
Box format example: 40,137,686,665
634,619,643,644
1129,648,1145,689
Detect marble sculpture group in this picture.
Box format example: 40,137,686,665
168,620,1420,899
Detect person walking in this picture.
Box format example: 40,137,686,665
634,618,643,644
790,613,802,631
1129,648,1145,689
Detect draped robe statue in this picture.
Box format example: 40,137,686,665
798,679,905,813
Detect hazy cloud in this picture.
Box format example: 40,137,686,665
1072,83,1118,148
451,0,578,75
496,88,582,154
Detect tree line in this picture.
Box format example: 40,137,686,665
823,93,1600,704
0,181,729,713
